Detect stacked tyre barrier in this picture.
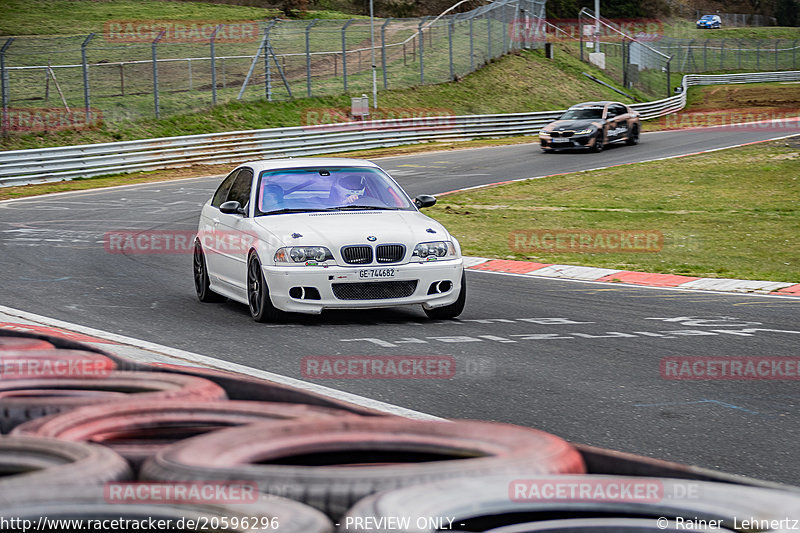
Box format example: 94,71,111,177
0,327,798,532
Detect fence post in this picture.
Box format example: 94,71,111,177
419,17,428,84
188,59,192,90
719,39,725,69
756,41,760,70
488,11,493,60
622,37,628,88
305,19,318,98
703,39,708,71
666,56,671,98
381,18,391,89
210,24,222,105
501,2,508,54
342,19,354,92
775,39,780,70
81,33,95,124
738,39,743,69
151,31,165,119
448,16,455,81
579,12,583,62
263,21,277,101
469,16,474,70
794,40,798,69
0,38,13,137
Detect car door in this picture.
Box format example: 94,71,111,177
605,104,626,142
202,169,239,281
214,167,254,293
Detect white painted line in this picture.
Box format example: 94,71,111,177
0,304,442,421
467,268,800,299
0,174,225,204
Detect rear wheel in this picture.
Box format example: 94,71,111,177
194,241,225,302
626,124,640,145
424,271,467,320
247,253,284,323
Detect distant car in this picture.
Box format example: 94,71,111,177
194,158,466,322
696,15,721,29
538,101,641,153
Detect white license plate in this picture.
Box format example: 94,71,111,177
359,268,396,279
552,138,570,143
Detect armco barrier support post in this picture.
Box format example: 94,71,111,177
381,18,391,89
342,19,354,92
0,38,13,138
152,31,165,119
305,19,318,98
210,24,222,105
81,33,95,124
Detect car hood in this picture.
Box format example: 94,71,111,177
543,119,603,132
252,209,452,250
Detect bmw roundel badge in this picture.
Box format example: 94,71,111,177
366,235,377,242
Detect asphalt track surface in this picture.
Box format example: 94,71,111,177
1,126,799,485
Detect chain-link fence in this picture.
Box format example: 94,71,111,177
573,9,672,98
656,38,800,73
0,0,544,132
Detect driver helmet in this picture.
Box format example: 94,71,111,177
336,174,367,197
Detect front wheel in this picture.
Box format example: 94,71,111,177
247,253,284,322
423,272,467,320
626,125,640,145
591,132,604,152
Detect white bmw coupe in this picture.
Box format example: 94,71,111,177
194,158,466,322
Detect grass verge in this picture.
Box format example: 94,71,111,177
425,136,800,283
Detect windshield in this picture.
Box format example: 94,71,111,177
701,15,715,19
255,166,416,216
560,107,604,120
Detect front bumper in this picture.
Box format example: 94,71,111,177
263,259,464,314
540,134,596,150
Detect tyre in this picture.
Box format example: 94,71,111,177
194,240,225,302
339,474,800,533
0,349,115,379
423,271,466,320
0,485,333,533
0,336,55,351
0,371,226,432
150,363,384,416
0,436,132,489
626,125,640,145
141,418,584,519
12,399,355,469
591,132,604,152
248,252,284,322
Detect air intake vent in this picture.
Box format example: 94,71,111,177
341,245,373,265
332,280,418,300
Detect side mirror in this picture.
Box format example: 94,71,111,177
219,201,245,215
414,195,437,209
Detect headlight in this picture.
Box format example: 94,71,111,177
575,127,595,135
412,241,457,260
274,246,333,263
539,130,550,136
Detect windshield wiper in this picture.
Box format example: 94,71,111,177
326,205,396,211
257,208,331,216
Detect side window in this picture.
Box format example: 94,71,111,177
227,168,253,213
613,105,628,117
211,170,239,208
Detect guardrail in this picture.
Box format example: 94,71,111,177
1,70,798,187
